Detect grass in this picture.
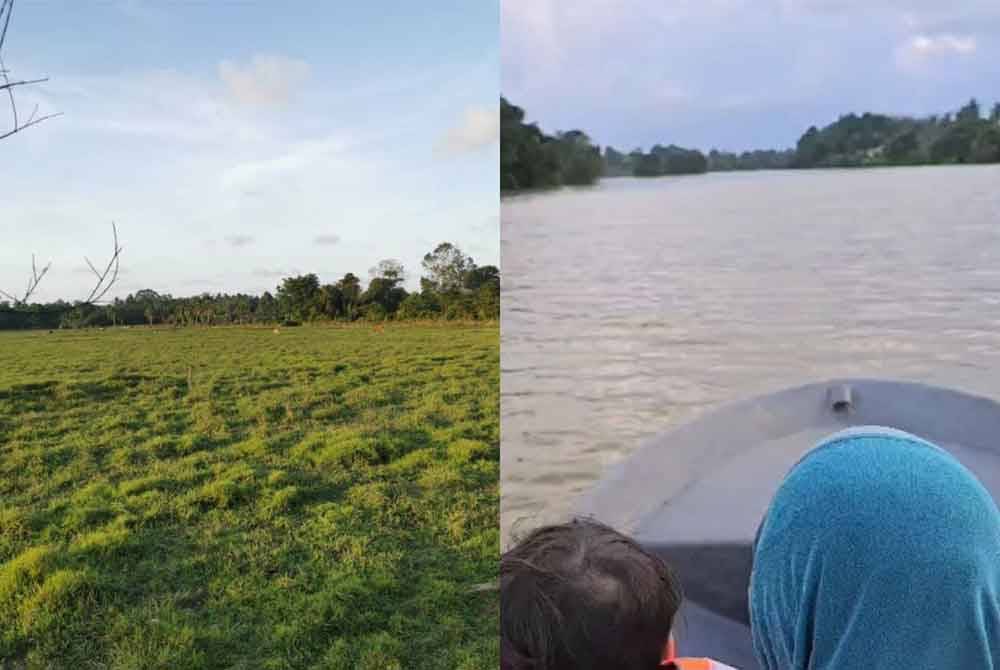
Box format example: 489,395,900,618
0,323,499,669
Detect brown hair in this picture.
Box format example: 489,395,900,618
501,518,682,670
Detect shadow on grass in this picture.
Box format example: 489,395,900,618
0,381,59,414
68,380,134,404
370,428,434,464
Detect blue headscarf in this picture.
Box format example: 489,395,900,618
750,427,1000,669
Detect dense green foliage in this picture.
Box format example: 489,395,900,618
707,149,796,171
0,324,499,668
600,146,632,177
501,97,712,189
627,144,708,177
500,97,603,190
603,144,709,177
792,99,1000,168
0,243,499,331
502,97,1000,189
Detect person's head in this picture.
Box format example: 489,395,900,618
750,427,1000,670
501,517,682,670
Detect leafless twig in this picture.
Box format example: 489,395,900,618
83,222,123,304
1,223,123,308
0,253,50,305
0,0,12,53
0,0,62,142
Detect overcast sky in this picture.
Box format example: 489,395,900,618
502,0,1000,152
1,0,498,302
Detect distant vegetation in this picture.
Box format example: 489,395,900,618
0,324,498,668
500,97,604,190
0,242,499,330
500,96,1000,191
501,97,706,190
789,99,1000,168
603,144,708,178
706,149,797,172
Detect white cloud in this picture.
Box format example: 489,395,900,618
911,33,976,55
218,54,311,106
179,275,225,287
219,135,351,193
251,267,301,278
777,0,996,18
38,69,278,148
436,105,499,156
475,213,499,232
895,33,977,68
314,234,341,246
650,82,691,106
224,234,255,248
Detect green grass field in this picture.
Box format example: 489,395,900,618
0,324,499,669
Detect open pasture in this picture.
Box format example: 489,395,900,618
0,324,499,669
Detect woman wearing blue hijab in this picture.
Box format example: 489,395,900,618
750,427,1000,669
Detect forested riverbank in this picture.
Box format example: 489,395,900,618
501,96,1000,191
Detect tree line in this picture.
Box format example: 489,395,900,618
698,99,1000,170
501,96,1000,191
501,97,708,190
706,149,796,171
604,144,708,177
0,242,499,330
792,99,1000,168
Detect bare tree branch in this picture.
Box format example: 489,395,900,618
0,0,61,142
83,222,123,305
1,224,123,308
0,253,51,306
0,0,12,53
0,76,48,89
0,109,61,141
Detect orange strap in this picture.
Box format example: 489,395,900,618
661,637,729,669
668,660,715,670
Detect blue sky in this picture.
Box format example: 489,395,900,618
1,0,498,301
502,1,1000,153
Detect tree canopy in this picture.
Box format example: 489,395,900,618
789,100,1000,168
501,97,712,188
629,144,708,177
500,97,603,190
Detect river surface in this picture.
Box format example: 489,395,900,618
501,165,1000,547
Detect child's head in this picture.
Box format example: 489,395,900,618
501,518,682,670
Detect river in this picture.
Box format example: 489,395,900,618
501,165,1000,547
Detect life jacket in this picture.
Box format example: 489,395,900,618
660,636,739,670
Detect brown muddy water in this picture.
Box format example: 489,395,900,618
501,165,1000,547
